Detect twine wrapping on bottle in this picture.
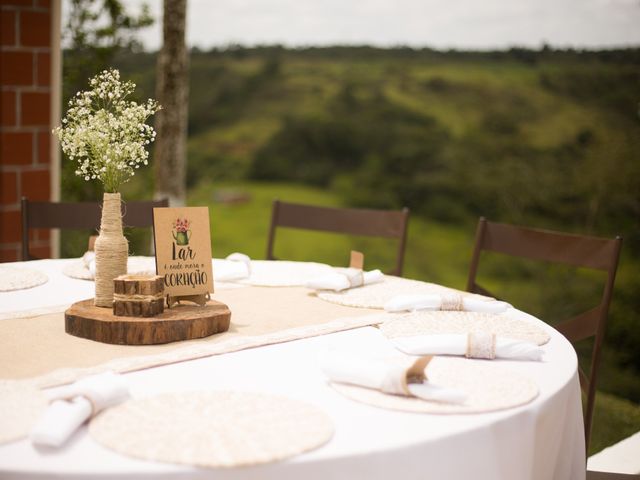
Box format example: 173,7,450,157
94,193,128,308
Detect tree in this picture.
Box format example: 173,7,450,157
62,0,154,202
63,0,153,106
153,0,189,206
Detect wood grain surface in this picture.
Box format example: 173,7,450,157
65,299,231,345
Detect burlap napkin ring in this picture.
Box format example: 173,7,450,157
380,356,433,396
466,332,497,359
440,293,464,311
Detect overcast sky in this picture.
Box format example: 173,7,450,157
114,0,640,50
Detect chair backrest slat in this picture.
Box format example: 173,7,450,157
121,200,168,227
21,197,168,260
274,202,408,238
555,306,602,343
481,221,619,271
266,200,410,276
466,216,622,454
25,201,102,230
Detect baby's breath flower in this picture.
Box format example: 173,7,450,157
54,68,161,193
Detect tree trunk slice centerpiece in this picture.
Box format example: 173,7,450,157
65,299,231,345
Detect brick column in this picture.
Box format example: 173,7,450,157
0,0,55,262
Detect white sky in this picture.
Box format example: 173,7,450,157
114,0,640,50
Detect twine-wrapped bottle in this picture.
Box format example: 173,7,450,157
53,69,160,307
94,192,128,307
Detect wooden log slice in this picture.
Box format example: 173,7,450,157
65,299,231,345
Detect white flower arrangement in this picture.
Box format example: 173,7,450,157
55,69,161,193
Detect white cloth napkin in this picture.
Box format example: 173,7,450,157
30,372,129,447
82,251,97,276
214,253,252,282
384,293,510,314
392,334,543,361
320,350,467,403
306,268,384,292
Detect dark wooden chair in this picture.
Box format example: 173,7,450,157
266,200,410,276
21,197,168,261
466,217,622,454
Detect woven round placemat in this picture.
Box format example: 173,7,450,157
380,310,550,346
317,276,490,309
63,256,156,281
89,391,334,468
0,266,48,292
0,381,48,444
236,261,335,287
330,356,538,414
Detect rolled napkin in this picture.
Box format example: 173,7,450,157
384,293,510,314
214,252,252,282
82,250,95,268
320,350,467,403
82,250,98,276
306,268,384,292
392,333,543,361
30,371,129,447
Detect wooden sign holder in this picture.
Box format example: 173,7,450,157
167,292,210,308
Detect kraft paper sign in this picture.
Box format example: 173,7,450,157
153,207,214,297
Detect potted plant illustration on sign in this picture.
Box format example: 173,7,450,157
173,217,191,246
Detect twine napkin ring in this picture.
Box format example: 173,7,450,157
113,292,164,303
381,356,433,395
341,268,364,288
466,332,497,359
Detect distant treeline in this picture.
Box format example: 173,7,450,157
105,46,639,252
193,44,640,64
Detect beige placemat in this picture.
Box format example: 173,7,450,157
0,266,48,292
379,310,550,346
0,380,48,444
0,287,381,388
90,391,333,468
63,256,157,281
317,276,490,309
330,356,539,414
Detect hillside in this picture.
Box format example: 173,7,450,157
61,47,640,453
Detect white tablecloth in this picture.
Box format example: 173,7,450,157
0,259,586,480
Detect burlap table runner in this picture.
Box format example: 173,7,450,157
0,286,380,388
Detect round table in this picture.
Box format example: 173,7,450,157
0,259,586,480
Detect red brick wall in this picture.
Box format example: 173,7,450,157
0,0,53,262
